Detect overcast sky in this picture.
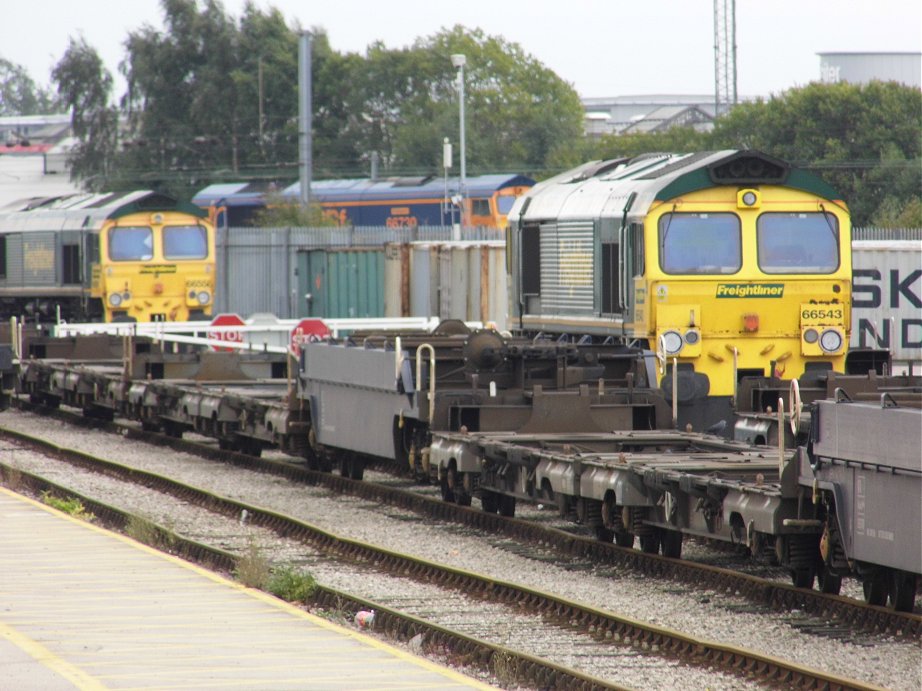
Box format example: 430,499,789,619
2,0,920,100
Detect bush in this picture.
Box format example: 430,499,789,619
235,539,270,588
40,491,95,522
267,566,317,602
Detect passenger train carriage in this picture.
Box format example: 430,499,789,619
507,150,852,429
193,174,534,229
0,191,216,323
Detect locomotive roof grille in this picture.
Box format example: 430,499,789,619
707,151,790,185
652,150,842,203
636,151,716,180
107,193,208,220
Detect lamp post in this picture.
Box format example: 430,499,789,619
450,53,466,231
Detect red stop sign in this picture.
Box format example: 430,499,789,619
208,313,246,352
290,318,330,357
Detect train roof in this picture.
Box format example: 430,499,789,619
509,150,844,224
0,190,206,232
192,174,535,208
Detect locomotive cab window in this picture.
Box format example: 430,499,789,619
496,195,516,214
659,212,740,274
163,225,208,259
471,198,492,217
757,212,839,273
109,226,153,261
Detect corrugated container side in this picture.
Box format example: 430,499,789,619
325,248,384,318
383,243,410,318
409,243,440,317
851,240,922,362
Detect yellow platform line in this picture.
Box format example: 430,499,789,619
0,487,495,690
0,621,108,691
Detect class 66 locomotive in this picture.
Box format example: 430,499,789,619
0,191,216,323
507,150,852,429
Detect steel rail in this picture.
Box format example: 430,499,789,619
0,461,623,691
14,395,919,640
0,427,885,691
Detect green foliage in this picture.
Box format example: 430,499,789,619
872,195,922,228
124,515,177,550
51,3,583,194
708,81,922,226
41,491,95,522
51,38,119,190
0,57,56,115
372,25,585,177
251,193,338,227
32,3,920,225
1,465,22,491
235,538,271,588
582,81,921,227
267,566,317,602
595,127,709,160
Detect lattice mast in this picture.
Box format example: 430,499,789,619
713,0,738,117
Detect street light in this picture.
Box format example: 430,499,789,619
450,53,466,230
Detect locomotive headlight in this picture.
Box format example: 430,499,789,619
108,293,122,307
737,188,761,209
661,330,684,356
196,290,211,305
684,329,700,345
803,328,819,344
819,328,843,353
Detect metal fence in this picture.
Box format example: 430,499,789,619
852,227,922,241
214,225,921,318
214,225,505,317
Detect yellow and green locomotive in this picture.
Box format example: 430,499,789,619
0,191,216,323
507,150,851,427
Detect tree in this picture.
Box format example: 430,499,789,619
350,26,585,178
251,192,337,227
51,37,118,189
0,57,56,116
120,0,244,193
709,81,922,226
593,127,709,161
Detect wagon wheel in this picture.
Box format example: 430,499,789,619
660,529,683,559
614,531,635,548
593,526,614,543
790,565,816,590
480,491,499,514
639,530,661,554
862,570,890,607
889,570,918,612
817,563,842,595
498,494,516,518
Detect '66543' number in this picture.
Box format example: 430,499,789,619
801,308,843,321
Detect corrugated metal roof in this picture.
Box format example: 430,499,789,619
509,151,840,226
193,174,535,208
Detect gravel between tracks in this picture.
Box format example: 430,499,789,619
1,410,919,690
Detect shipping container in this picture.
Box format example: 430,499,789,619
437,242,507,328
383,241,508,327
296,247,385,318
851,240,922,364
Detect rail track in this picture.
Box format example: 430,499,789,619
0,406,913,689
10,395,919,640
